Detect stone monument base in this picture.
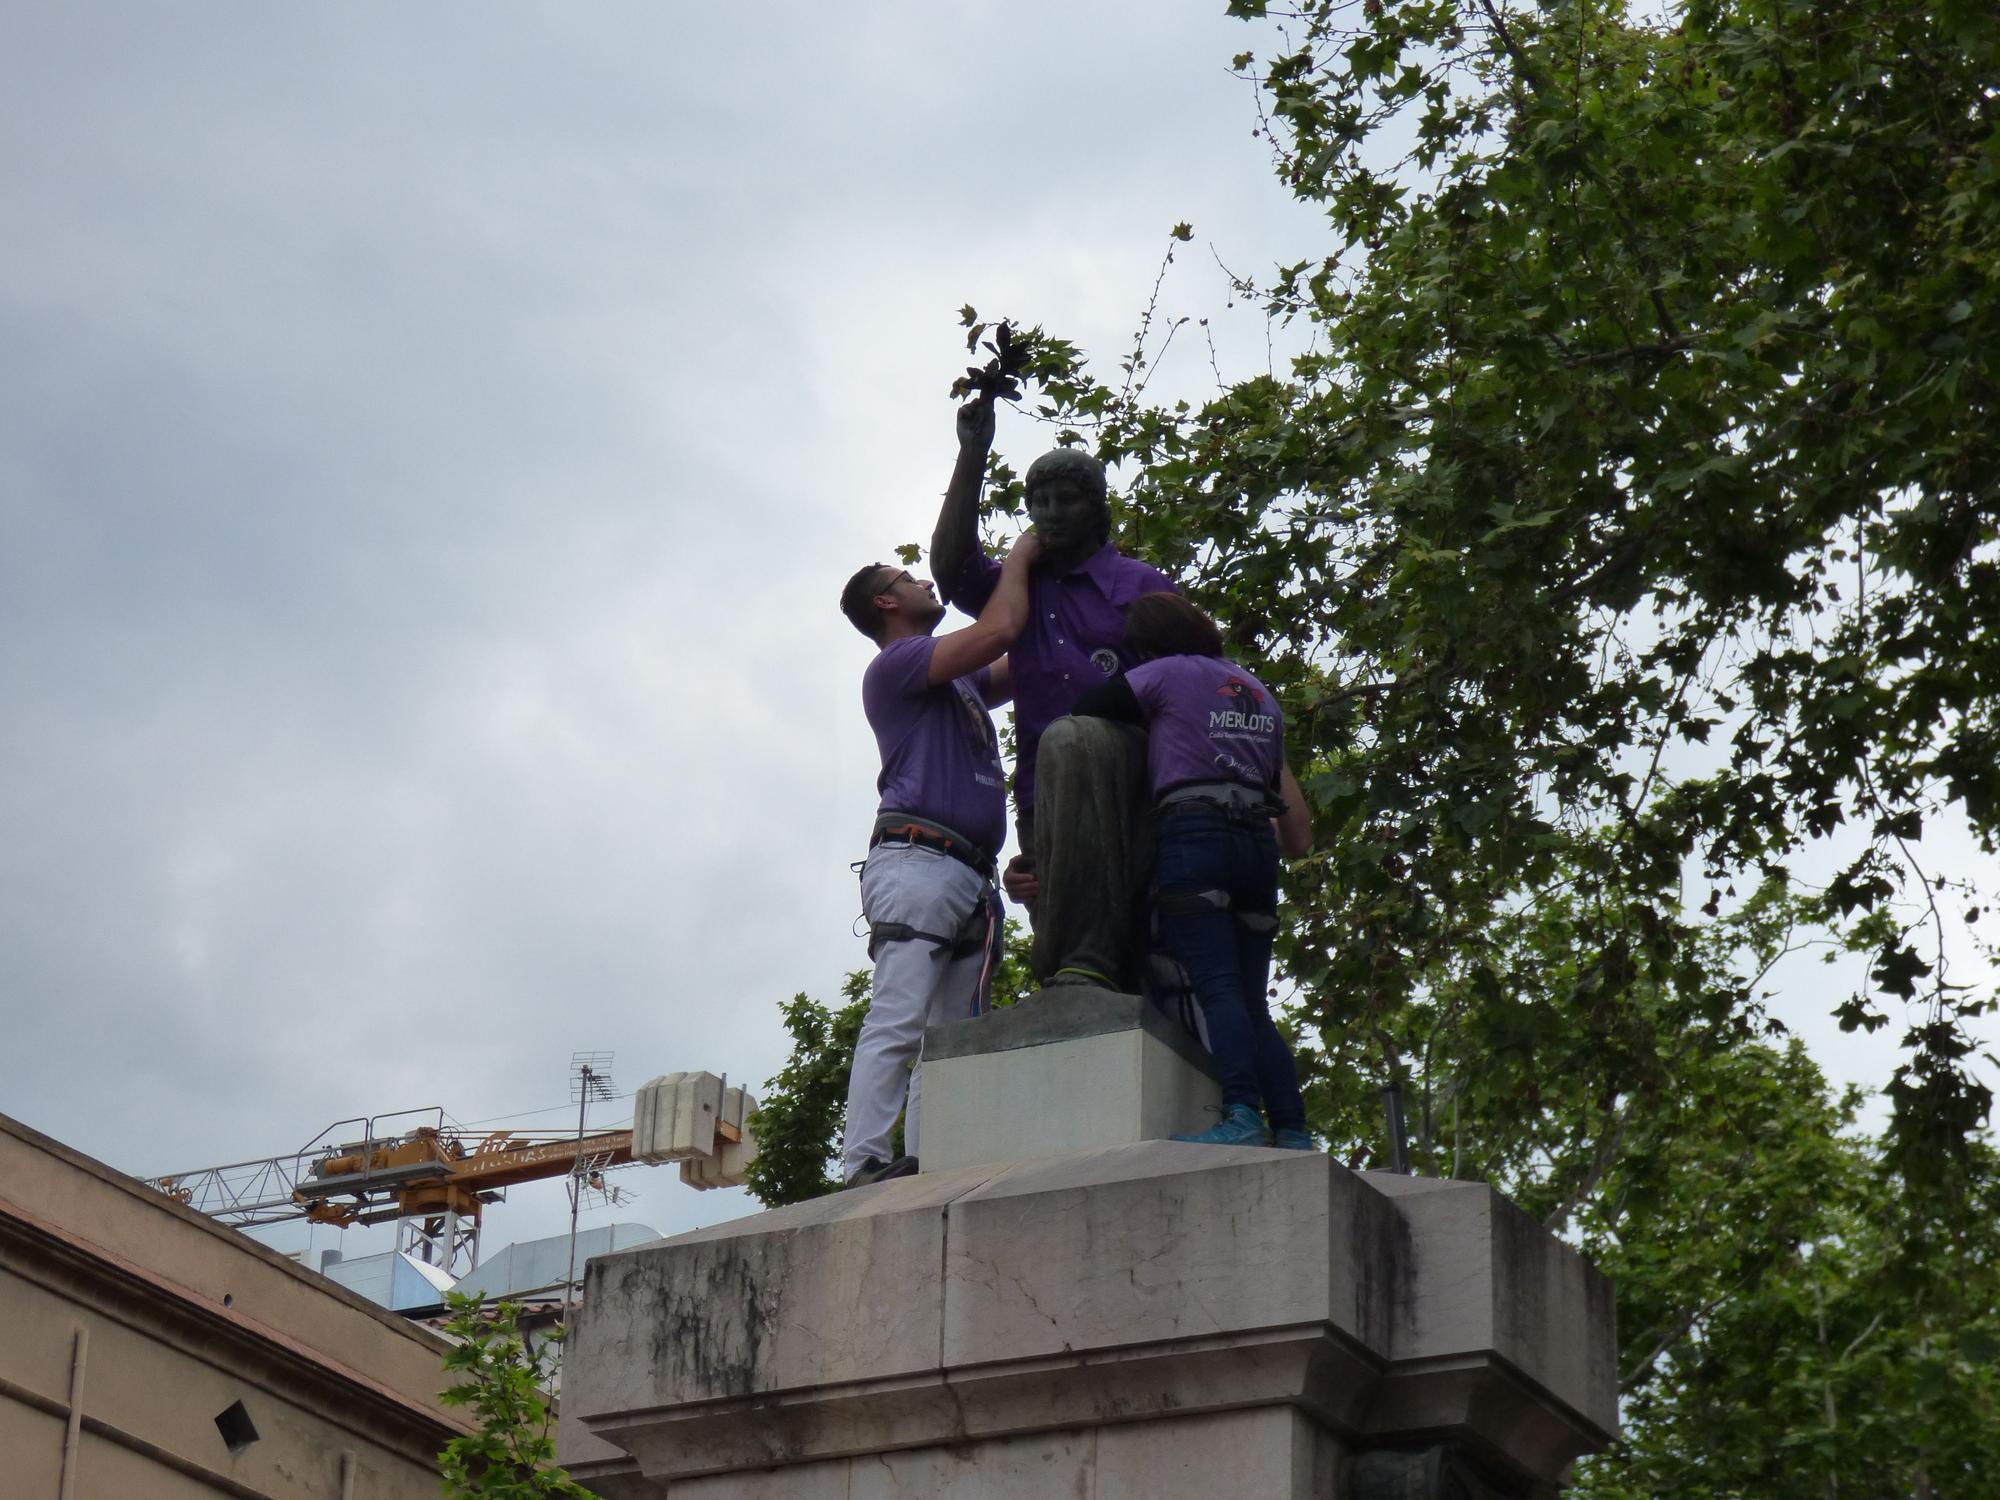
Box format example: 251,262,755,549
560,1142,1615,1499
918,985,1219,1174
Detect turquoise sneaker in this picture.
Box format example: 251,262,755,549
1271,1127,1317,1151
1171,1104,1269,1146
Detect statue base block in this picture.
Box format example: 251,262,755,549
560,1142,1616,1499
917,985,1220,1175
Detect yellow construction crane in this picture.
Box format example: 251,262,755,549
146,1071,751,1276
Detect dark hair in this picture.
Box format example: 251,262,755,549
1024,446,1108,502
1124,592,1224,661
840,563,896,641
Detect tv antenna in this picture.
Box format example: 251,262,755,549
561,1052,618,1326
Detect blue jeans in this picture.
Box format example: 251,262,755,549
1153,804,1305,1132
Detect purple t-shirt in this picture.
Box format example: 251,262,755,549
952,542,1175,809
1126,655,1283,800
862,635,1008,855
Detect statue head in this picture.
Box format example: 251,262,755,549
1024,448,1110,565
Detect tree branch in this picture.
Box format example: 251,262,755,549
1543,1096,1631,1235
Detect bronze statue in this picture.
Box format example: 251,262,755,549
930,396,1176,991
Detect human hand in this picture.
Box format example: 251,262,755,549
1002,854,1039,906
956,394,996,454
1006,530,1044,568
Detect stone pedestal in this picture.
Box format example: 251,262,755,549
918,986,1219,1175
559,1142,1616,1499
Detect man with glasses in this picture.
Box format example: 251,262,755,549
834,533,1041,1186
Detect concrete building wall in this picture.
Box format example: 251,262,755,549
0,1112,471,1500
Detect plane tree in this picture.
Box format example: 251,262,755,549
987,0,2000,1195
759,0,2000,1488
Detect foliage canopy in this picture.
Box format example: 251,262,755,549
770,1,2000,1491
996,0,2000,1186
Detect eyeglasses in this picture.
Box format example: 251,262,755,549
879,570,921,593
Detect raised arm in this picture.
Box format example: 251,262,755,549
930,396,995,607
927,531,1042,685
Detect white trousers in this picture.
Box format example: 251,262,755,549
841,842,994,1180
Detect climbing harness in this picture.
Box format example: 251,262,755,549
1152,884,1280,935
1156,779,1285,821
862,891,994,964
868,812,996,878
853,819,1004,1015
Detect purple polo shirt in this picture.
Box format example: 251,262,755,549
952,542,1175,808
862,635,1009,855
1127,655,1284,799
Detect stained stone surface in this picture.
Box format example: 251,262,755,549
560,1141,1615,1499
637,1408,1341,1500
937,1141,1392,1368
921,985,1209,1065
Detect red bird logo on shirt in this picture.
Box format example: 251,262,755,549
1209,678,1278,735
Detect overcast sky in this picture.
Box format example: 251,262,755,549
1,2,1330,1260
3,3,1990,1269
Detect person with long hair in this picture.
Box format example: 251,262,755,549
1072,592,1314,1148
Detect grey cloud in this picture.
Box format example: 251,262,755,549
0,0,1445,1268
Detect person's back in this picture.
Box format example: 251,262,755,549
1074,592,1315,1152
1123,653,1284,806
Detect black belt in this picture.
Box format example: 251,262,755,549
1156,780,1283,824
869,815,996,877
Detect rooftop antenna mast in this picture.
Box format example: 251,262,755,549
561,1052,617,1330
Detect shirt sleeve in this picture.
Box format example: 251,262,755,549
1122,659,1171,721
945,547,1002,613
1070,672,1144,726
866,636,937,702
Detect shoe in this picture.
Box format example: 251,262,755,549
1271,1127,1317,1151
1171,1104,1269,1146
845,1155,918,1188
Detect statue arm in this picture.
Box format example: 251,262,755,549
932,396,996,609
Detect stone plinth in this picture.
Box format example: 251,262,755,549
917,986,1220,1175
560,1143,1616,1499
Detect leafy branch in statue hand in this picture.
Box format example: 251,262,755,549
951,310,1034,403
949,308,1087,423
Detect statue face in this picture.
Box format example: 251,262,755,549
1026,475,1109,558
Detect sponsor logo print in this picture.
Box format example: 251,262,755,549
1210,677,1277,734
